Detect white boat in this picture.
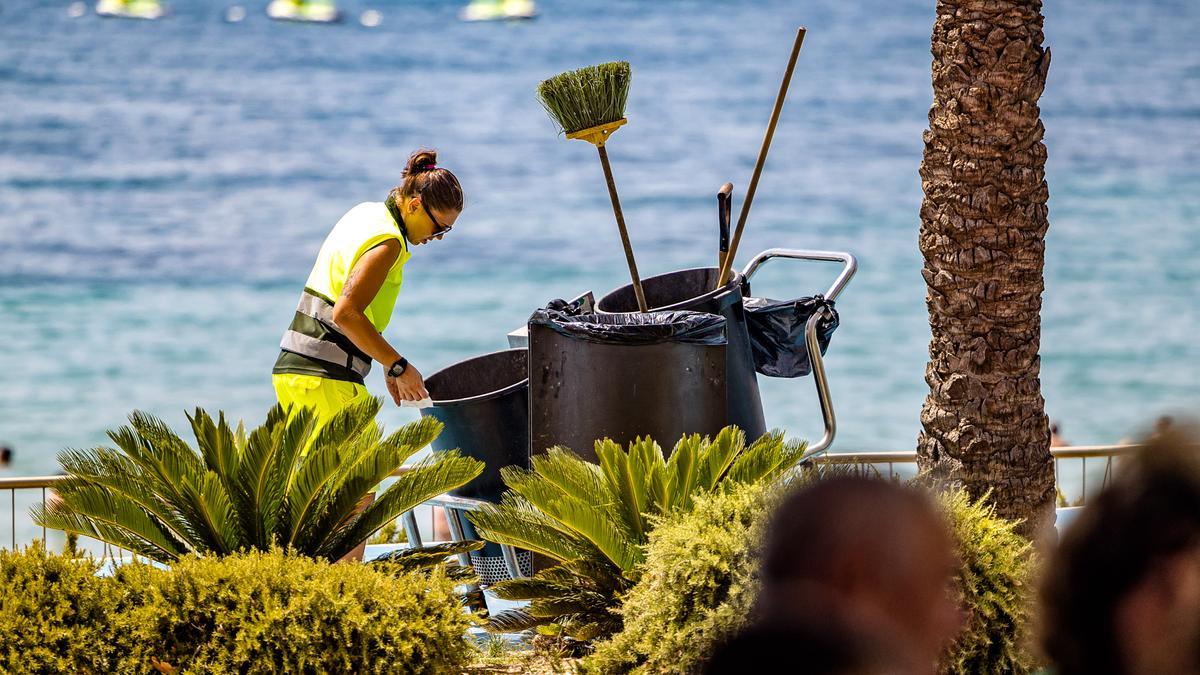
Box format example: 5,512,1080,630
95,0,165,20
459,0,537,22
266,0,341,23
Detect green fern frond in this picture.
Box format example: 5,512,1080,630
32,484,186,562
527,447,613,508
370,540,484,570
531,591,615,619
188,408,239,486
694,426,744,492
378,415,444,468
665,434,701,511
724,432,805,488
546,495,642,573
57,447,196,546
500,468,583,516
489,576,578,601
309,431,415,539
469,495,596,563
232,406,301,548
285,401,382,544
299,420,444,553
487,608,546,633
318,450,482,560
179,471,243,554
596,438,651,542
471,425,810,645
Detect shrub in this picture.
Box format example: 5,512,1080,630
109,548,474,674
937,489,1037,675
583,483,773,674
582,481,1037,674
0,542,119,673
469,427,805,641
0,545,475,673
33,398,483,563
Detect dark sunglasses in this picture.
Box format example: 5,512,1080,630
421,200,453,236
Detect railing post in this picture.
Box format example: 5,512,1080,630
1082,457,1087,504
400,510,422,548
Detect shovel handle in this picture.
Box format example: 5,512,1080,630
717,182,733,269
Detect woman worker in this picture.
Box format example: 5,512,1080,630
274,149,461,413
272,150,463,558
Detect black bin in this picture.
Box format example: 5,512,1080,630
528,310,728,461
597,267,767,440
421,348,530,502
421,348,532,583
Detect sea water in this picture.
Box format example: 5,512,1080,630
1,0,1197,540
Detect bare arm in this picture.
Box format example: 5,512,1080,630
332,240,427,403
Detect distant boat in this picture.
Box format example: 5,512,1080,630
266,0,341,23
460,0,537,22
95,0,165,20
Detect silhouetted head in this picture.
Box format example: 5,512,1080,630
754,476,963,673
1040,422,1200,675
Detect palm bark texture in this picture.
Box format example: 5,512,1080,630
917,0,1055,538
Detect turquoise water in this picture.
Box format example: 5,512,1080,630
1,0,1197,515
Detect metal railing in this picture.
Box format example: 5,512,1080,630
0,468,528,577
810,444,1141,506
1,443,1138,568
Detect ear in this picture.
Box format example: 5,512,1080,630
405,196,421,214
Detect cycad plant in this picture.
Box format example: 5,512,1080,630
33,398,483,564
468,426,805,641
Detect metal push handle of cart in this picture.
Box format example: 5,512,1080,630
740,248,858,460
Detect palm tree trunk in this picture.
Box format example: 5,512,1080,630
917,0,1055,540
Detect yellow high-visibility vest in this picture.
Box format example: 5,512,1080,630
273,201,411,383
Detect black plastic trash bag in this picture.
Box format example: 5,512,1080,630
541,291,595,316
743,295,839,378
528,309,727,346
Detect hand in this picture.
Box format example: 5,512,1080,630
386,363,428,405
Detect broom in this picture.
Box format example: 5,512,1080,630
537,61,649,312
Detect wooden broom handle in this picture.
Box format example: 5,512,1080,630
715,26,806,289
598,145,649,312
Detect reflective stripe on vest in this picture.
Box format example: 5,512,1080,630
296,291,336,326
278,289,372,380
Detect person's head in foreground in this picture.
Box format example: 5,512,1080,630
1040,422,1200,675
388,149,464,246
705,476,963,675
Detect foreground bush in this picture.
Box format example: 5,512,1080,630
937,489,1037,675
110,549,474,674
582,480,1037,674
0,542,119,673
34,398,483,563
0,545,473,674
583,483,772,674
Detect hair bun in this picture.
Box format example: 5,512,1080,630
403,149,439,177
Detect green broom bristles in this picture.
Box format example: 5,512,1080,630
536,61,631,135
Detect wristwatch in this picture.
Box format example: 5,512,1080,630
387,357,408,378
